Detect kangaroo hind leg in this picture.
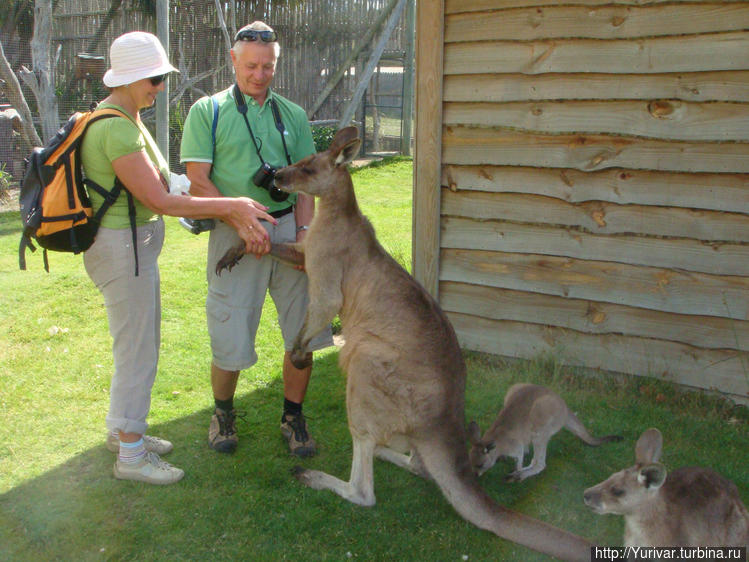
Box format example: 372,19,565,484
375,444,429,479
294,436,376,506
507,434,550,482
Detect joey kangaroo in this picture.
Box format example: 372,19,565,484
468,383,622,481
218,127,592,561
583,428,749,547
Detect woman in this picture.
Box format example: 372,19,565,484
81,31,273,484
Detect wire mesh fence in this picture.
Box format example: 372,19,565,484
0,0,413,182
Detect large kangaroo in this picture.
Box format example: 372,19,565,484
583,428,749,547
468,383,622,481
219,127,592,560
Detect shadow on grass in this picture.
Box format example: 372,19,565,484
0,350,615,561
0,351,357,560
0,209,21,238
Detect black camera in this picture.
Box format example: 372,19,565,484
179,217,215,234
252,162,288,202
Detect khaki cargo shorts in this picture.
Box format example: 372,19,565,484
205,212,333,371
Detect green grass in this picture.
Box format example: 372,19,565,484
1,157,747,561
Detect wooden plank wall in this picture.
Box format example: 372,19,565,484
434,0,749,400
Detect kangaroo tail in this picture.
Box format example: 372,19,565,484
566,411,623,446
414,439,592,562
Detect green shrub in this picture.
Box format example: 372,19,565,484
0,164,11,203
311,125,336,152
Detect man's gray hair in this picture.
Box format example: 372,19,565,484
232,20,281,58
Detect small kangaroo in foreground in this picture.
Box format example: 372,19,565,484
583,428,749,547
468,383,622,481
218,127,592,561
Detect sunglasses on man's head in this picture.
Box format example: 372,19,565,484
234,29,277,43
149,74,166,86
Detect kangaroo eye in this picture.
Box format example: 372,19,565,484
611,488,625,497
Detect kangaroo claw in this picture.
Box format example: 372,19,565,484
215,242,246,276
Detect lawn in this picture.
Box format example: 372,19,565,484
1,157,747,561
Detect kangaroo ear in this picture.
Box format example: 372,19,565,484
467,421,482,444
334,137,361,167
328,126,360,159
638,462,667,490
635,427,663,464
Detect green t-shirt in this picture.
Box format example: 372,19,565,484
80,102,166,229
180,87,315,213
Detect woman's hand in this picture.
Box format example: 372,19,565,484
224,197,275,257
112,154,274,257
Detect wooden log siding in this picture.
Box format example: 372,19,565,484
445,4,749,41
427,0,749,400
443,72,749,103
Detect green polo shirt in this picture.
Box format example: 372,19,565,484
80,103,165,229
180,86,315,213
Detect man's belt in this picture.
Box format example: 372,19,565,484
269,206,293,219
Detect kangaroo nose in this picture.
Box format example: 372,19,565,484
583,490,596,505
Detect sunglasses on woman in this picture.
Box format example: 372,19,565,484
149,74,166,86
234,29,277,43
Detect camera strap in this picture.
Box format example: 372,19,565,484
270,99,293,166
232,83,292,167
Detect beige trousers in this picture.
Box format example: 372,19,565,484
83,218,164,435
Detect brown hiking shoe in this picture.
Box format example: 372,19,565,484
280,412,317,458
208,408,238,454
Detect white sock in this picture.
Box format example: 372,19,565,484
118,438,146,465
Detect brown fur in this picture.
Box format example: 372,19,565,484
232,126,593,561
583,428,749,547
468,383,622,481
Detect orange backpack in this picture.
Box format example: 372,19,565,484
18,108,138,273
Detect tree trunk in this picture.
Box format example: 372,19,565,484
0,37,42,149
20,0,59,142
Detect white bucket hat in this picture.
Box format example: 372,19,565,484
103,31,178,87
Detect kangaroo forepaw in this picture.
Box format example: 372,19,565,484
290,349,313,370
215,242,246,276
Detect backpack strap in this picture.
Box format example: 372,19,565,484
83,108,141,276
211,95,219,170
126,189,139,277
18,235,36,271
18,149,44,271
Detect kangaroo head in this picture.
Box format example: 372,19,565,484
273,126,361,198
583,428,667,515
467,421,517,476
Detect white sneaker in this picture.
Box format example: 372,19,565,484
106,432,173,455
113,451,184,485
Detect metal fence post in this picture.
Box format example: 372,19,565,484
156,0,169,161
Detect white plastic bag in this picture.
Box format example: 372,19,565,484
169,173,191,195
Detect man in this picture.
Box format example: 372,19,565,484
180,21,332,457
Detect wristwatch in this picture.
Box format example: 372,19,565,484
296,225,309,233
